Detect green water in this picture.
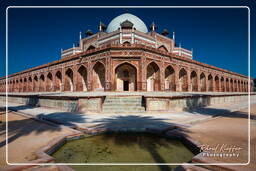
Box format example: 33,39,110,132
52,132,195,171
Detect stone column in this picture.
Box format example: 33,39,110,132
52,72,55,92
139,56,147,91
196,71,200,92
219,76,222,92
160,61,165,91
87,61,92,91
174,67,180,92
229,78,231,92
212,75,216,92
43,74,46,92
187,69,191,92
205,73,209,92
73,65,77,92
105,57,112,91
61,68,65,92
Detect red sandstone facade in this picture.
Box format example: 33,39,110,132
0,14,253,93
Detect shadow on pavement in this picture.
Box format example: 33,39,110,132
0,107,86,148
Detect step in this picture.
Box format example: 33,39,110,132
103,107,145,110
102,109,145,113
102,106,145,109
103,102,142,106
104,99,142,102
106,96,141,98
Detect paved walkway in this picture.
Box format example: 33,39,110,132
186,105,256,170
0,111,77,167
0,97,256,170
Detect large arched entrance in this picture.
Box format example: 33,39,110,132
179,68,188,91
147,62,160,91
115,63,137,91
164,65,175,91
200,73,206,92
93,62,105,91
77,65,88,91
64,68,74,91
190,71,198,91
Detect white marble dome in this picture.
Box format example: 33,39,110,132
106,13,148,33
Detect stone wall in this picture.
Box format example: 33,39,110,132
0,95,103,113
145,94,253,112
1,93,254,113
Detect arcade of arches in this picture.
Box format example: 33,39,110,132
0,58,252,93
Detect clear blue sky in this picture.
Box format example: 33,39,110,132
0,2,255,78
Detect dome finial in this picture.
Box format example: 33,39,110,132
120,20,134,28
79,31,82,40
150,22,157,32
99,21,106,32
86,29,93,36
162,29,169,36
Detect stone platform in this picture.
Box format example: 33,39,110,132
0,92,254,114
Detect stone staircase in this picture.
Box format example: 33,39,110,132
102,96,145,113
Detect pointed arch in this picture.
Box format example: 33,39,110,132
86,45,96,51
164,65,175,91
64,68,74,91
147,62,160,91
33,76,38,92
158,45,168,52
46,72,53,92
123,41,131,46
115,62,137,91
220,77,225,92
200,72,206,92
208,74,213,91
190,70,198,92
230,79,234,92
77,65,88,91
28,77,32,92
39,74,45,92
23,78,27,92
214,76,220,92
237,80,240,92
54,71,62,91
19,78,23,92
226,78,229,92
93,62,105,91
179,68,188,91
234,80,237,92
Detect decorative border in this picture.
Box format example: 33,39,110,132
5,6,251,166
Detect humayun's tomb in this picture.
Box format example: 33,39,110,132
0,13,254,93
